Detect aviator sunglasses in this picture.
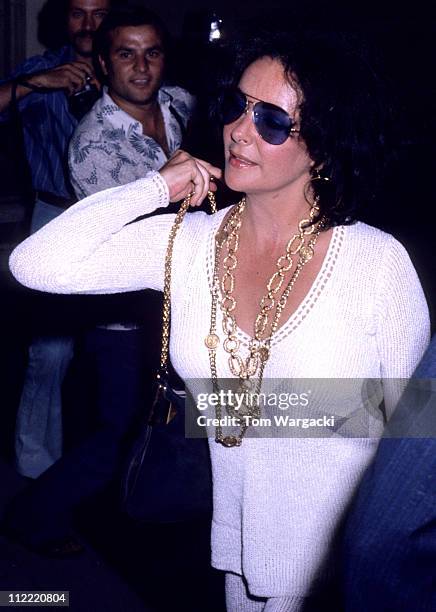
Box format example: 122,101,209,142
220,88,299,145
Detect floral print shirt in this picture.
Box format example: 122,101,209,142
68,85,195,199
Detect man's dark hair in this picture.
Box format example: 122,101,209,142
213,30,393,228
93,6,170,70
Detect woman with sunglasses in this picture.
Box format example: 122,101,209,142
10,30,429,610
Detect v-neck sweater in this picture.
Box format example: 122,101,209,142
10,172,430,603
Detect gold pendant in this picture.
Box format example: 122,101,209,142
205,333,220,349
215,229,227,246
299,245,314,263
258,346,270,363
219,435,240,448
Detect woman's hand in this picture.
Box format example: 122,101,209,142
159,150,222,207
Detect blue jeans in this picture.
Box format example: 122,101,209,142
8,327,151,546
15,199,74,478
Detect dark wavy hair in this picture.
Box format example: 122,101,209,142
213,30,392,228
93,6,170,82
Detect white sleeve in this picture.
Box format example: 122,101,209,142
374,236,430,417
9,172,173,295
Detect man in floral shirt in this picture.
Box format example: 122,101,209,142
68,6,195,197
3,7,195,557
57,8,195,549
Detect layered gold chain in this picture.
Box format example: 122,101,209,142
205,201,325,447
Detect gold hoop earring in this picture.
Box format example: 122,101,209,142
310,168,330,183
304,168,330,209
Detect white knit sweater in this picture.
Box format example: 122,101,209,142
10,172,430,604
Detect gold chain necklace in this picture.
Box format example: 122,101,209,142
205,201,325,448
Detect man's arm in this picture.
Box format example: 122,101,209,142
0,81,33,113
0,61,96,114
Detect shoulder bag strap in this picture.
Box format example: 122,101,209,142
158,189,217,377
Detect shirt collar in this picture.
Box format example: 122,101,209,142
99,86,143,133
99,86,174,134
158,87,173,107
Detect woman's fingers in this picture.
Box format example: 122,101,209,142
160,150,222,206
190,160,209,206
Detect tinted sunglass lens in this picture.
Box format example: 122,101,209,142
254,104,292,145
220,90,246,124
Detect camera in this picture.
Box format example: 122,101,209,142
68,78,100,120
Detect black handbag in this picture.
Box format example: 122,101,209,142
121,193,216,523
